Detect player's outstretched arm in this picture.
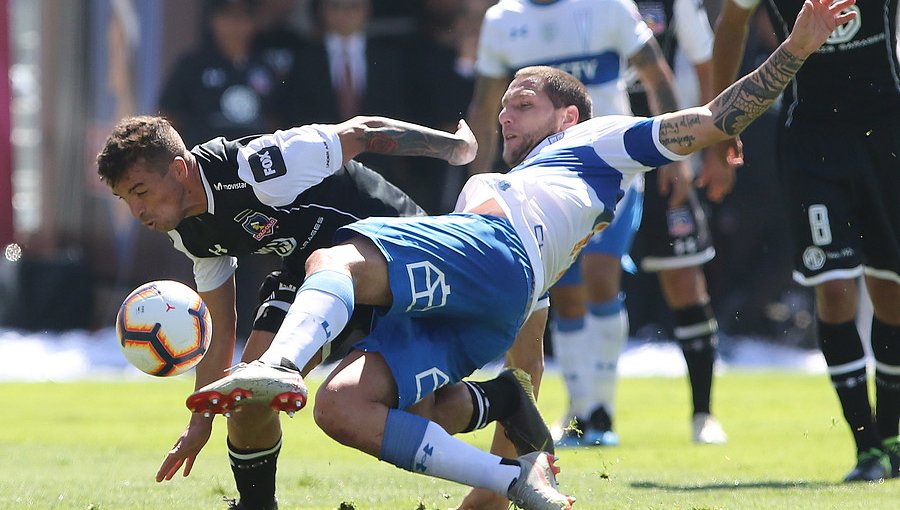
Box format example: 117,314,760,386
658,0,857,156
334,116,477,166
156,279,237,482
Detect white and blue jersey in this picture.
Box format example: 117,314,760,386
477,0,654,117
477,0,656,270
457,115,687,312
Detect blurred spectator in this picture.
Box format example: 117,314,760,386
158,0,284,339
158,0,281,147
253,0,312,129
288,0,412,199
403,0,491,212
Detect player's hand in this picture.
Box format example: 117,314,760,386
786,0,857,58
457,487,509,510
657,160,693,208
449,119,478,166
155,413,214,482
697,138,741,203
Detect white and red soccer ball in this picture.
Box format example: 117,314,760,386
116,280,211,377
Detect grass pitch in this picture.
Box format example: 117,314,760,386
1,370,898,509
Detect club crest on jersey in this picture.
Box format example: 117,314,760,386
667,206,695,237
248,146,287,182
638,3,667,36
235,209,278,241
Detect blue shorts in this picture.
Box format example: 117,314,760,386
556,184,643,286
335,213,534,408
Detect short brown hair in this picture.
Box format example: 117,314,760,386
514,66,593,123
97,116,187,187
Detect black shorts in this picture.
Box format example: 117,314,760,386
632,167,715,272
779,117,900,286
253,268,373,363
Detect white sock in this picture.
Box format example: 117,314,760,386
585,305,628,416
416,421,520,494
551,315,594,419
260,270,354,368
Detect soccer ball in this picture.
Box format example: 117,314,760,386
116,280,212,377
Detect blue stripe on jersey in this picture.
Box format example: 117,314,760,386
528,52,621,86
623,118,671,168
523,145,623,209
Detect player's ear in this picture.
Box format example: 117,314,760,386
562,105,580,128
171,156,189,180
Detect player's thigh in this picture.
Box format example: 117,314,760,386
866,276,900,324
318,349,397,407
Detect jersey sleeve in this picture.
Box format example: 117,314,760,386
235,124,344,207
474,6,512,78
612,0,656,59
168,230,238,293
674,0,714,64
616,116,690,168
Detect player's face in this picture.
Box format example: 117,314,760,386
498,76,569,167
111,160,187,232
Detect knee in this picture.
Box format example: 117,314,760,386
815,280,857,322
312,384,347,441
305,247,337,275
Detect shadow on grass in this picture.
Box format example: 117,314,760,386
630,480,834,491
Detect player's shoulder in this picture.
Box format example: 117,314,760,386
571,116,647,138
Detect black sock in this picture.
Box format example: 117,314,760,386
461,377,519,433
817,319,881,452
227,437,281,510
674,304,718,416
872,317,900,440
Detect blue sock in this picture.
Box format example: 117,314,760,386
380,408,429,470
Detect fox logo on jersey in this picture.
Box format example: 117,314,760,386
249,146,287,182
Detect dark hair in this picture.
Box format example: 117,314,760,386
514,66,593,123
96,116,187,187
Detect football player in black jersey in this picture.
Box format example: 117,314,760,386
713,0,900,482
96,114,521,510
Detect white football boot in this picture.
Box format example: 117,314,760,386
692,413,727,445
186,359,307,417
506,452,575,510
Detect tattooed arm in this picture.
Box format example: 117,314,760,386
658,0,857,156
334,116,478,166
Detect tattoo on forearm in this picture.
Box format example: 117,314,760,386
711,46,804,135
659,114,702,149
366,133,399,154
364,127,456,160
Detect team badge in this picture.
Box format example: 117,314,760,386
638,3,667,36
235,209,278,241
249,146,287,182
667,206,695,237
802,246,826,271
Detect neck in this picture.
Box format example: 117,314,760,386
182,155,208,217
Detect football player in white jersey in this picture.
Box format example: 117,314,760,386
185,2,855,508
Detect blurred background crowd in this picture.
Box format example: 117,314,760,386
0,0,815,351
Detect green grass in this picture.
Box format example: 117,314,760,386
1,371,898,509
